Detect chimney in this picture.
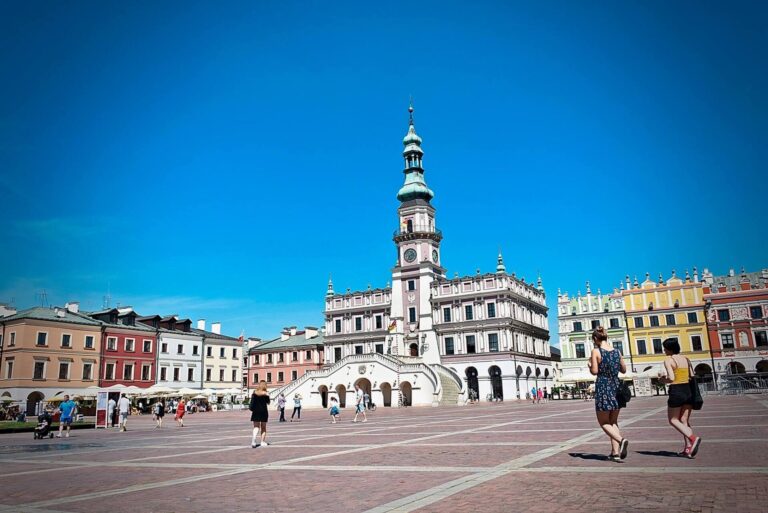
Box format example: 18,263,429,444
289,326,297,336
197,319,206,330
304,326,318,339
211,322,221,335
65,302,79,313
280,328,290,341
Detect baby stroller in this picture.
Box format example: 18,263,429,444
34,411,54,439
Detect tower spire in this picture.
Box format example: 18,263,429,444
397,103,434,203
496,250,506,274
326,275,334,297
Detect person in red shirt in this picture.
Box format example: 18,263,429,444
175,398,186,427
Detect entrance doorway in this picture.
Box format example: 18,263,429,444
380,382,392,407
465,367,479,401
335,384,346,408
400,381,412,406
26,391,44,415
355,378,372,400
318,385,328,408
489,365,503,400
727,361,746,374
409,343,419,357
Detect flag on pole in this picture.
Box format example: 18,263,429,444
388,320,397,332
238,330,244,343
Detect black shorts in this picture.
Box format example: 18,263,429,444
668,383,693,408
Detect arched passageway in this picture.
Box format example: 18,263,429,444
26,391,44,415
465,367,479,401
318,385,328,408
399,381,412,407
489,365,503,401
380,382,392,407
335,384,347,408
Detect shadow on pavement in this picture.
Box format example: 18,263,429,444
635,450,681,458
568,452,611,461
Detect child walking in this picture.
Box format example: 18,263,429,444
329,397,340,423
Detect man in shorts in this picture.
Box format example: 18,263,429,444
118,393,131,432
56,395,77,438
352,384,367,423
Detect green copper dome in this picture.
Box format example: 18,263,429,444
397,106,434,203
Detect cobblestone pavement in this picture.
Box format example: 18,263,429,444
0,395,765,513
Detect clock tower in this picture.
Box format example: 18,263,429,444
389,105,444,364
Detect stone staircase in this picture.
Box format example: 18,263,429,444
432,364,465,406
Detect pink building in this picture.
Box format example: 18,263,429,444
247,327,324,392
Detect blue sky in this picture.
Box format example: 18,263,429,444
1,1,766,342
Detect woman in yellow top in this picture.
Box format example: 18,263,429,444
658,338,702,458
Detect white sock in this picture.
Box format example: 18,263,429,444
252,428,259,443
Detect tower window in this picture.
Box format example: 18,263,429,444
409,307,417,323
443,307,451,322
406,219,413,233
465,305,473,321
408,280,416,291
466,335,476,354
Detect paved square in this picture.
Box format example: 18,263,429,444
0,396,766,513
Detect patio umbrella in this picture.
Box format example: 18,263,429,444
177,387,200,396
192,394,207,399
144,385,175,395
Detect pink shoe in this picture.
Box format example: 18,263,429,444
689,436,702,457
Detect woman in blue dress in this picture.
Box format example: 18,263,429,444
588,326,629,462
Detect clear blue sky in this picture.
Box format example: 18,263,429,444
1,1,766,342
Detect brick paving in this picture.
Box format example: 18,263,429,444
0,396,765,513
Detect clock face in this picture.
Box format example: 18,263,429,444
432,249,438,263
404,248,417,263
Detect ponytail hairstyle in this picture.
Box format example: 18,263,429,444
591,326,608,344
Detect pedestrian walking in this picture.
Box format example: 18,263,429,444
250,380,270,448
107,396,116,428
277,393,286,422
329,397,340,423
537,387,543,404
543,387,549,403
658,338,702,458
290,393,302,422
530,387,537,405
56,395,77,438
589,326,629,462
175,398,186,427
154,399,165,428
353,384,367,423
117,394,131,432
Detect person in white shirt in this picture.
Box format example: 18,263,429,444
107,397,116,428
352,384,367,423
118,394,131,432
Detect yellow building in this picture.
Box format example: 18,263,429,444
622,270,711,376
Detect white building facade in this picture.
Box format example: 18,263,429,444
270,107,552,407
151,317,203,389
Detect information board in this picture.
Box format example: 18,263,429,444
95,391,108,429
634,377,653,397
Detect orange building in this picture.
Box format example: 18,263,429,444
0,305,102,414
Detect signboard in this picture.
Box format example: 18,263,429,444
634,377,653,397
95,391,109,429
